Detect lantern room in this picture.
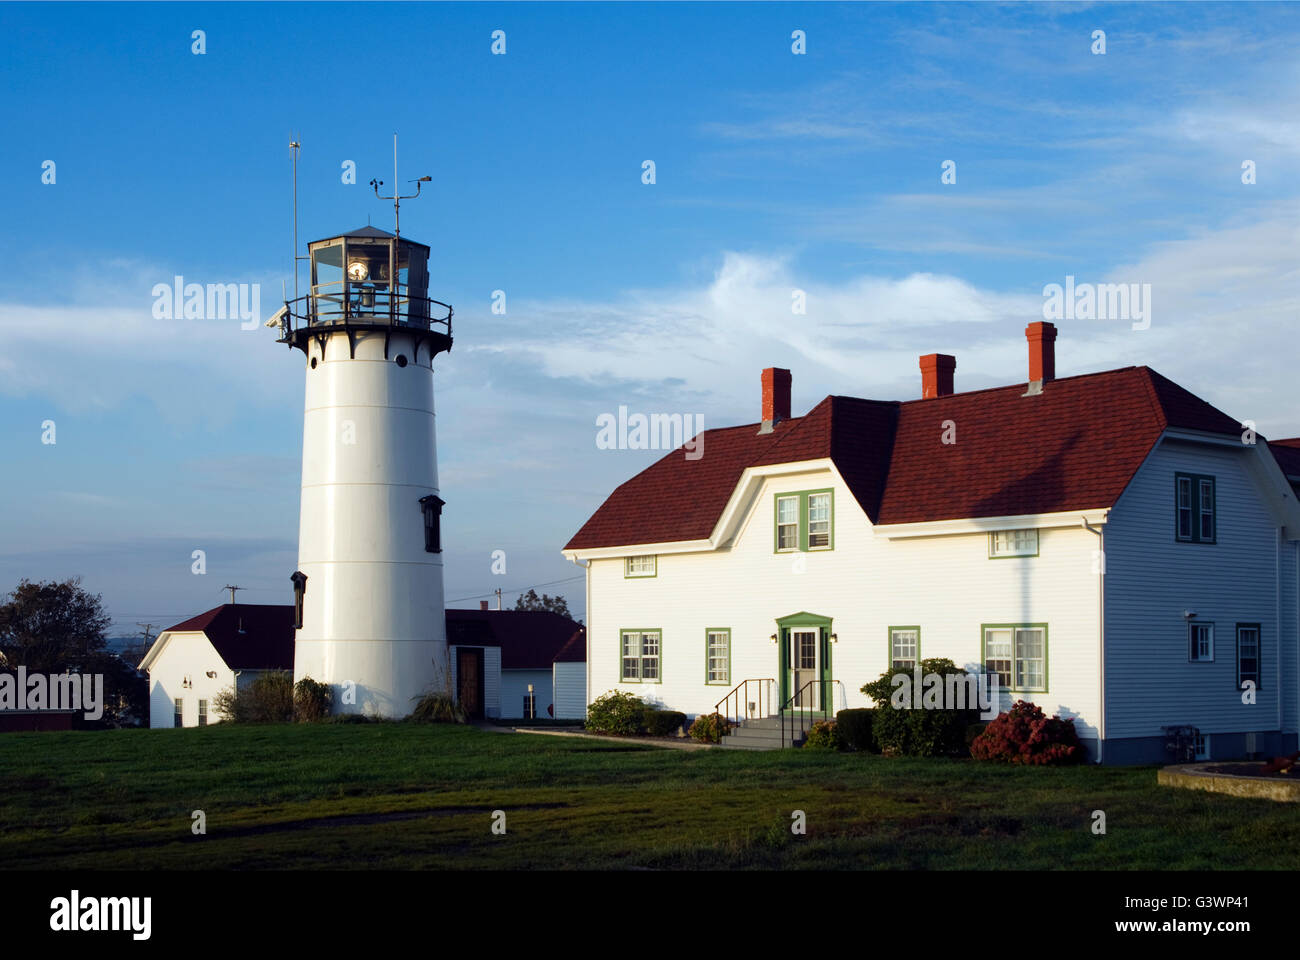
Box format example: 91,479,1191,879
277,225,452,358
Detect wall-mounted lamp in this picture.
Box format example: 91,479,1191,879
830,633,838,643
770,633,778,643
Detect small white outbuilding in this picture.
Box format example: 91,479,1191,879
138,605,295,728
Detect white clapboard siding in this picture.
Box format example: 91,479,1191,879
553,662,587,719
500,669,553,719
588,463,1103,738
1104,439,1291,738
146,631,235,728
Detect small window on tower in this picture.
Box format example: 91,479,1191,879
419,495,445,553
291,571,308,630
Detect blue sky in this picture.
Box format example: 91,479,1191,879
1,2,1298,635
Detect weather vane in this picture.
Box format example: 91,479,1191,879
369,133,431,238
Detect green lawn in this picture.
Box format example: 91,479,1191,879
2,723,1297,870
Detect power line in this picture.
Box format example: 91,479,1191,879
446,575,583,605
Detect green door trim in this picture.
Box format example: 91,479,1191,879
775,611,833,713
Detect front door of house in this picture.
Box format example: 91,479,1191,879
457,647,484,720
789,628,820,709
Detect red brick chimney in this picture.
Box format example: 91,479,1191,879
760,367,791,434
1026,321,1057,386
919,354,956,399
480,600,489,611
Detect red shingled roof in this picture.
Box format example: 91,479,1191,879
565,366,1245,549
554,627,586,663
1269,438,1300,478
160,604,296,671
445,609,583,669
157,606,586,672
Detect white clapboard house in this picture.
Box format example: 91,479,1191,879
141,603,585,726
563,322,1300,763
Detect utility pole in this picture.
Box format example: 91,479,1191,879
137,623,158,645
222,585,243,604
496,588,502,611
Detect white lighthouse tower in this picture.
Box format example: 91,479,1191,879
276,217,453,717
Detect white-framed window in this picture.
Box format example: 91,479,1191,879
1177,476,1193,540
807,493,832,549
1199,479,1215,541
989,529,1038,558
621,630,661,682
706,629,730,684
625,555,656,578
776,496,799,551
197,700,208,726
174,698,183,728
1176,473,1216,543
1188,622,1214,662
1237,624,1260,689
1193,733,1210,761
890,627,919,671
983,626,1047,692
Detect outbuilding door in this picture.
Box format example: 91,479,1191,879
457,647,485,720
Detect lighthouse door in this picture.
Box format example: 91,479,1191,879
457,648,485,720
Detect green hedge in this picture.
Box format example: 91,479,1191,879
688,713,730,743
860,658,981,757
835,708,876,752
586,691,645,735
641,708,687,737
293,677,332,722
803,719,842,750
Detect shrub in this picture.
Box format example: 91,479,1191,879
860,658,981,757
965,721,990,749
688,712,731,743
326,712,380,724
970,700,1083,765
803,719,842,750
641,708,687,737
585,691,645,735
214,671,294,723
835,708,875,752
294,676,332,722
410,692,468,724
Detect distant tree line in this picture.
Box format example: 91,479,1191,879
0,578,148,727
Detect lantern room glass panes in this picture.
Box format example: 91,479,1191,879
311,242,345,321
307,233,432,328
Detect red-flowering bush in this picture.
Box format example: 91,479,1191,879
970,700,1083,765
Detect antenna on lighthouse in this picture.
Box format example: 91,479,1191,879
289,137,303,301
370,133,431,239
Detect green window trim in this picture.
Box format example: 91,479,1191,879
980,622,1049,694
888,625,921,671
705,627,731,685
619,628,662,684
1235,622,1261,692
772,488,835,553
624,555,658,578
1175,472,1216,544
